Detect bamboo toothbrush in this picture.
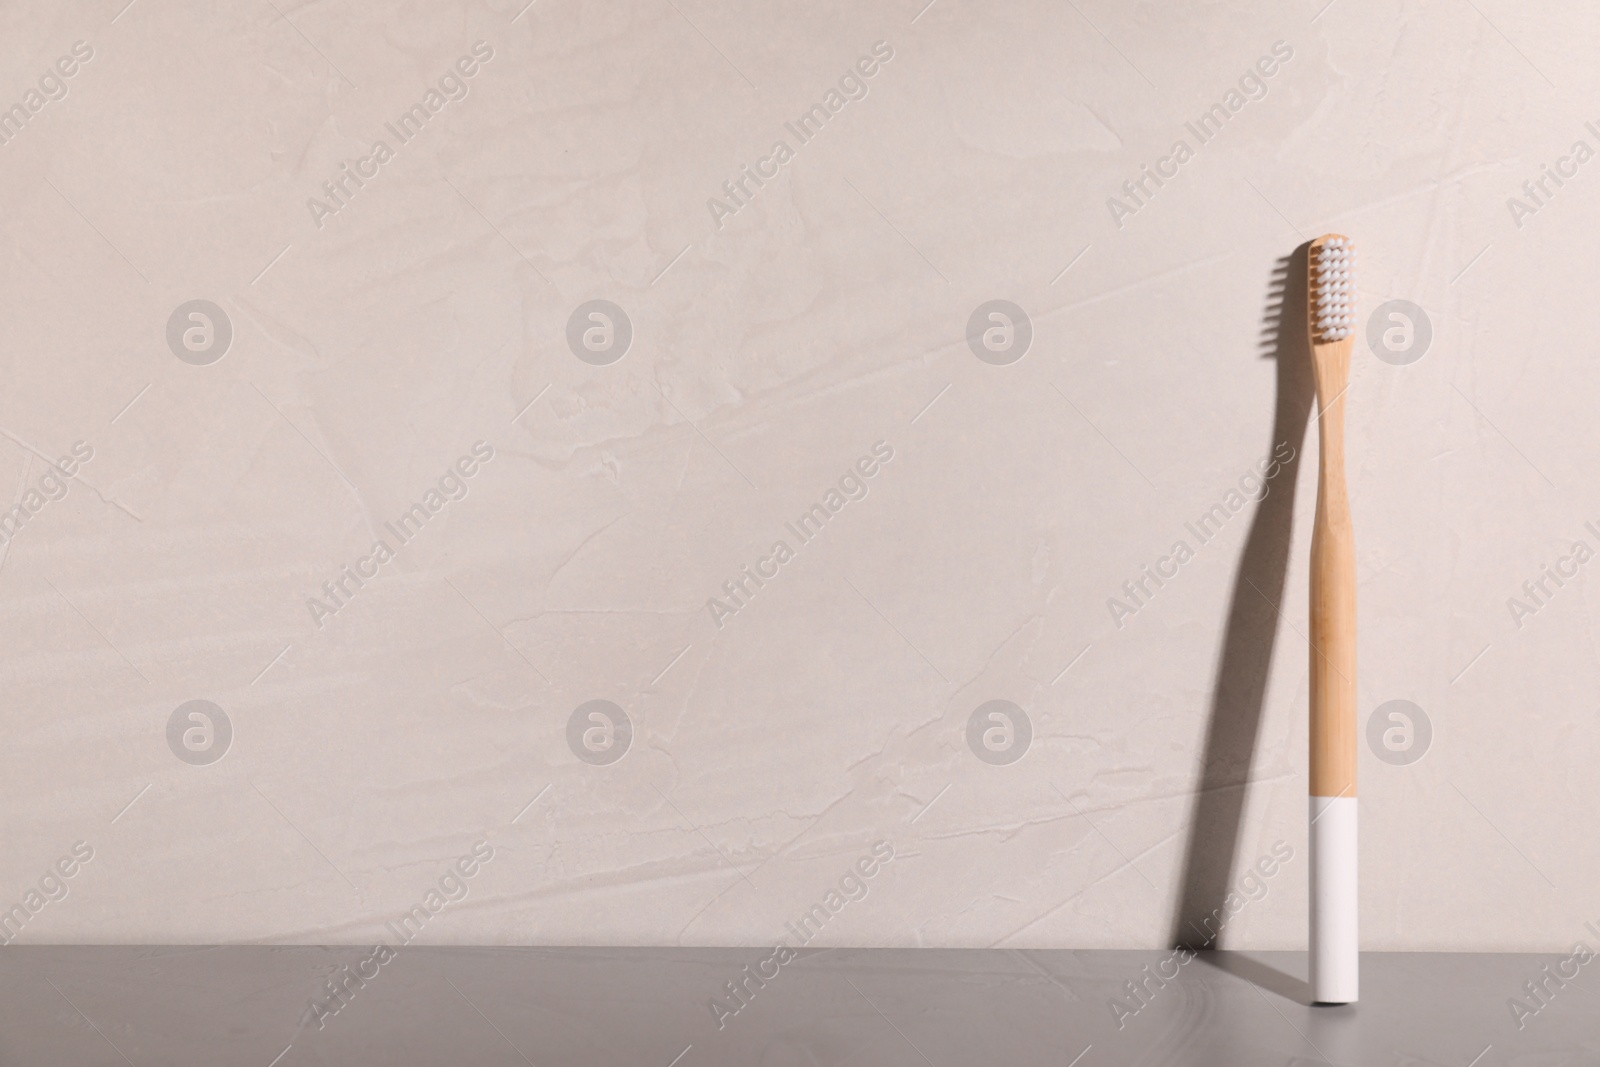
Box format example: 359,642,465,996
1308,234,1358,1004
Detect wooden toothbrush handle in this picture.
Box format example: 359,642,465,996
1309,393,1357,799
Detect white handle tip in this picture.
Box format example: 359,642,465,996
1310,795,1358,1004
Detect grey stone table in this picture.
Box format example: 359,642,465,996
0,947,1588,1065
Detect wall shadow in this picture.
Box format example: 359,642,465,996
1167,245,1315,997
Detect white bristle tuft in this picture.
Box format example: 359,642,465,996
1310,236,1356,344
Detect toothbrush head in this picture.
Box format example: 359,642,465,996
1310,235,1356,346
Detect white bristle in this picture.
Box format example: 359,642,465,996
1311,236,1355,343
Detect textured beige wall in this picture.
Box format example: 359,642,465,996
1,0,1594,951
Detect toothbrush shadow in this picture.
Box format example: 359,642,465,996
1167,244,1315,1002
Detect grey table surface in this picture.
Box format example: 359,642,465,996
0,947,1589,1066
